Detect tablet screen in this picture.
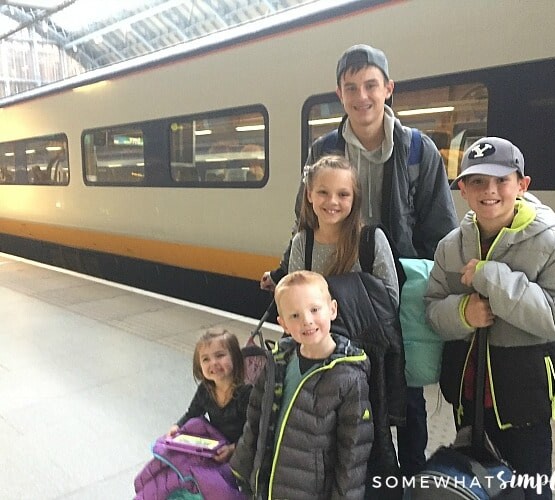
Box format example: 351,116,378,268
172,433,221,451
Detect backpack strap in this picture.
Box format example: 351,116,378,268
380,127,423,236
359,224,407,288
408,128,422,166
358,225,377,273
321,129,340,154
304,228,314,270
311,116,347,161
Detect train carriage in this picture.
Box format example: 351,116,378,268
0,0,554,316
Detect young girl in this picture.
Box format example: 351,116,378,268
167,328,252,463
280,155,406,497
288,154,399,307
134,329,250,500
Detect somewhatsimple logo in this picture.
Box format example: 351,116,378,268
372,471,555,494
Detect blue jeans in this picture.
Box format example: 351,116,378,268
396,386,428,477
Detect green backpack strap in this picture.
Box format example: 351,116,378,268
167,475,204,499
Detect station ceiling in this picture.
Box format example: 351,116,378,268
0,0,319,70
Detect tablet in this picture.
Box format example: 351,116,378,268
164,433,225,458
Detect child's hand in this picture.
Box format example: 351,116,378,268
260,271,276,291
464,292,494,328
213,443,235,463
460,259,480,287
166,424,179,438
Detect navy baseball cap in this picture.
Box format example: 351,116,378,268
453,137,525,183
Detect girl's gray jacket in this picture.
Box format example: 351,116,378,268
230,333,373,499
425,199,555,426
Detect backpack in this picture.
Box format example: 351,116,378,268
399,258,444,387
134,417,247,500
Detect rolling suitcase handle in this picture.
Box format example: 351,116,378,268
472,326,487,455
247,299,276,350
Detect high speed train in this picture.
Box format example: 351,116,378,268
0,0,554,317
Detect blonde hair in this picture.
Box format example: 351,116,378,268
299,155,362,275
192,328,244,399
274,270,331,315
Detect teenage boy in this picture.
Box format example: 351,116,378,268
425,137,555,499
262,44,458,478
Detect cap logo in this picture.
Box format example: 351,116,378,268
469,143,495,159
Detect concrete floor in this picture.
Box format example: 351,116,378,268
0,253,551,499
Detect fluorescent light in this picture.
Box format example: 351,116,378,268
194,130,212,136
25,149,36,154
4,152,14,157
235,125,265,132
397,106,454,117
46,146,62,151
308,117,343,126
205,157,227,162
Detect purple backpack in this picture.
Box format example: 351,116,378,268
133,417,247,500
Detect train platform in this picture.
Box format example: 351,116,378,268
1,252,549,499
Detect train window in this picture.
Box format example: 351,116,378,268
0,134,68,185
394,83,488,179
0,142,16,184
302,83,488,180
169,108,267,186
83,127,145,184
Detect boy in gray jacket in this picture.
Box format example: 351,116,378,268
231,270,372,499
425,137,555,499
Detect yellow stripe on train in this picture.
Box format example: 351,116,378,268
0,217,280,281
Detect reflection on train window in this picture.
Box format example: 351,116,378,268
169,108,267,186
83,127,145,184
0,142,16,184
0,134,69,185
303,83,488,180
394,84,488,179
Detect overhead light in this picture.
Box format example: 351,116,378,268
46,146,62,151
194,129,212,136
205,157,227,162
397,106,454,116
25,149,36,154
235,125,265,132
4,152,15,157
308,117,342,126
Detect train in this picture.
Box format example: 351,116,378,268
0,0,554,318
